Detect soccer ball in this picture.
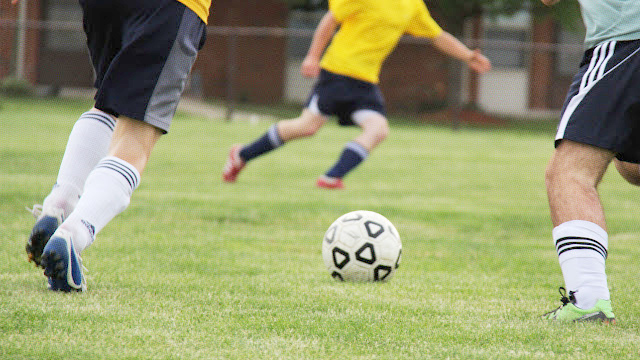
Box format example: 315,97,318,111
322,210,402,282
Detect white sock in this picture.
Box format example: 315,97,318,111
60,157,140,254
553,220,609,309
42,183,81,220
43,109,115,217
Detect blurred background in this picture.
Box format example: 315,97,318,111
0,0,585,124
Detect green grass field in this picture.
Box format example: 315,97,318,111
1,97,640,359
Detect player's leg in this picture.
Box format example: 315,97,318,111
546,140,612,228
40,0,205,291
26,108,116,266
223,109,326,182
352,110,389,151
540,39,640,321
277,108,327,140
42,117,157,292
543,140,615,322
318,110,388,189
26,0,125,266
614,159,640,186
52,117,160,259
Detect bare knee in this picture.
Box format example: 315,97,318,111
545,141,612,193
545,158,576,192
374,120,390,143
299,118,324,137
359,115,389,147
615,159,640,186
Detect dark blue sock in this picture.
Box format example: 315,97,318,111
239,124,283,161
325,142,369,178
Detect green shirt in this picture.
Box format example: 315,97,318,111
580,0,640,48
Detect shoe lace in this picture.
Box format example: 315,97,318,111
543,287,577,318
26,204,43,219
558,287,577,306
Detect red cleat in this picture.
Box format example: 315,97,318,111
222,145,246,183
316,176,344,189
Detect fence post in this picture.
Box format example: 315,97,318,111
225,29,238,122
447,58,462,130
14,0,28,80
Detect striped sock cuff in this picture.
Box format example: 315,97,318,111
80,109,116,132
555,236,608,259
95,157,140,194
553,220,608,263
267,124,283,147
345,141,369,159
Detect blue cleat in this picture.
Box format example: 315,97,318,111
26,205,64,267
41,229,86,292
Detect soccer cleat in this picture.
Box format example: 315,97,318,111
222,144,246,183
316,175,344,189
40,229,86,292
542,287,615,323
26,205,64,267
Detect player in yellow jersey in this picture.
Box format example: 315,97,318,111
223,0,491,189
17,0,211,291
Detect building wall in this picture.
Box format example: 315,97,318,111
192,0,289,103
0,0,42,83
37,0,93,88
380,41,449,112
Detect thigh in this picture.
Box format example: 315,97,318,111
614,159,640,186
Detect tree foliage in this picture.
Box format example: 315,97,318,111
429,0,581,32
280,0,326,11
279,0,581,31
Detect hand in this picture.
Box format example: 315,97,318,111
466,49,491,74
541,0,560,6
301,56,321,78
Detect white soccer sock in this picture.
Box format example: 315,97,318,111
42,109,115,217
42,183,81,220
60,157,140,254
553,220,610,309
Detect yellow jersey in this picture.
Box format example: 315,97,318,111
176,0,212,24
320,0,443,84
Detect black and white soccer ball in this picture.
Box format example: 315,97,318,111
322,210,402,282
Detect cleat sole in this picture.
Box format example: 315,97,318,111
26,216,60,267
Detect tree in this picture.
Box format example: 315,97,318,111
429,0,581,34
279,0,580,32
279,0,327,11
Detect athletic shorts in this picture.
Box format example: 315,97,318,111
556,39,640,163
80,0,207,133
305,69,386,126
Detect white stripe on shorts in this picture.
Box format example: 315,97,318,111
307,94,328,117
597,41,616,80
579,43,603,92
556,41,619,141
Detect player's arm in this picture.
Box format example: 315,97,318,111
301,12,339,78
431,31,492,73
541,0,560,6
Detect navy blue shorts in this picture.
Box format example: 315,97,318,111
556,39,640,163
305,69,386,126
80,0,207,133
